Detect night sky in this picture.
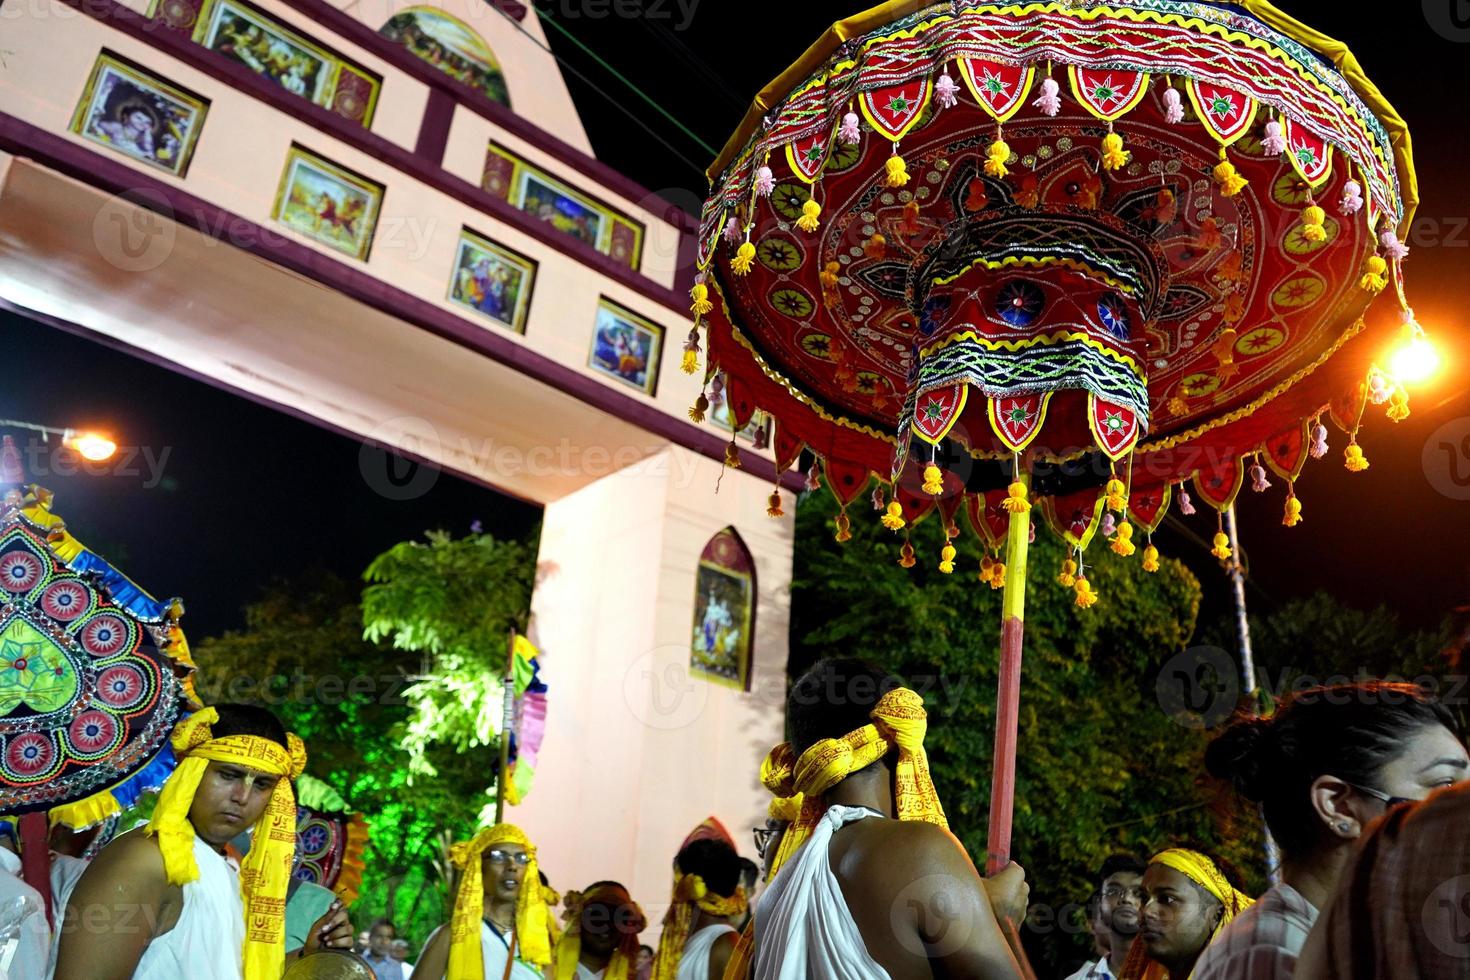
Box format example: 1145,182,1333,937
4,1,1468,643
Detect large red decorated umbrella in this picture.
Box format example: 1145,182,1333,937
688,0,1430,869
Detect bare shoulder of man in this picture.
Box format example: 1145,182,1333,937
846,821,1032,980
55,829,174,980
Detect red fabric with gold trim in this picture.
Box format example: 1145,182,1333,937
1329,380,1369,432
988,394,1051,454
725,386,758,432
823,457,873,507
859,79,933,142
937,492,964,535
1285,119,1334,188
1127,483,1172,535
956,58,1034,122
1193,457,1246,511
774,426,805,473
912,384,969,445
965,488,1012,551
1262,421,1310,482
1186,79,1257,145
1088,397,1141,461
1041,489,1107,551
785,130,832,184
893,485,938,526
1067,66,1149,121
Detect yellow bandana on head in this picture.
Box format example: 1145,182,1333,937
1120,848,1256,980
448,823,553,979
145,706,305,980
551,883,646,980
650,873,747,980
765,686,946,879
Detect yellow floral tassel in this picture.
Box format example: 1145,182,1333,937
1213,148,1248,196
1301,204,1327,242
988,559,1006,590
724,439,741,468
1142,543,1160,572
1058,558,1077,588
1210,531,1232,560
820,261,841,291
1344,441,1369,472
880,500,906,531
1282,493,1302,527
939,543,956,574
1110,521,1136,557
796,198,821,232
681,348,699,374
864,233,887,260
1359,255,1388,292
834,512,852,542
767,489,785,518
1387,388,1410,422
885,152,909,188
1074,576,1099,608
898,540,916,568
922,463,944,495
984,138,1010,178
1001,481,1030,513
1105,477,1128,513
689,281,713,316
979,554,996,584
731,240,756,275
688,392,709,423
1101,130,1130,171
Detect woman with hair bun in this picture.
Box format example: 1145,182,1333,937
1193,681,1468,979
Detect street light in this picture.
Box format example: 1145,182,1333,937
1386,312,1442,386
0,419,118,462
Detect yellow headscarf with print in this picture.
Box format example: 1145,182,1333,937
145,706,305,980
721,686,947,980
552,882,646,980
1120,848,1256,980
650,868,746,980
447,823,554,979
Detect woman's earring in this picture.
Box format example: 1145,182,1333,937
1336,820,1353,834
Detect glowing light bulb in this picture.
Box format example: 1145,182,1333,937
1389,335,1441,384
66,432,117,461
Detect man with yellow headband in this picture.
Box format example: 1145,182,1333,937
1120,848,1254,980
551,881,646,979
54,704,354,979
411,823,554,980
745,658,1032,979
650,835,745,980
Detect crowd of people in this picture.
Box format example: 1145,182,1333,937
11,657,1470,978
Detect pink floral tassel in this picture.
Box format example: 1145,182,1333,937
838,111,861,145
1033,77,1061,116
722,216,740,243
1339,180,1363,215
1250,462,1271,492
754,165,775,197
1309,422,1329,458
1164,87,1184,124
936,71,959,109
1380,230,1410,260
1261,120,1287,156
1178,485,1196,515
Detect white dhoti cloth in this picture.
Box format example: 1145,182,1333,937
134,835,245,980
752,805,891,980
424,921,543,980
676,923,737,980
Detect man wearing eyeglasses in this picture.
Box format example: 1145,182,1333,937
1063,854,1146,980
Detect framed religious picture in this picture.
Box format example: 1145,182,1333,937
378,7,510,107
690,528,755,690
447,228,537,335
192,0,380,125
70,51,210,177
271,145,384,261
588,298,662,396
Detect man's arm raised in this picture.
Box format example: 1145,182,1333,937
894,823,1035,980
54,831,171,980
410,924,450,980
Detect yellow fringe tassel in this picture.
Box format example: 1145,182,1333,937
1110,521,1136,557
767,490,785,518
1074,576,1099,608
1282,494,1302,527
1344,443,1369,472
1105,477,1128,513
724,440,741,468
881,500,906,531
1210,531,1232,560
885,153,910,187
1359,255,1388,292
922,463,944,495
984,138,1010,178
1213,148,1248,196
1001,481,1030,513
1101,131,1130,170
796,199,821,232
689,282,713,315
1387,388,1410,422
1058,558,1077,588
988,560,1006,590
939,543,956,574
834,512,852,542
731,241,756,275
1301,204,1327,242
1142,544,1160,572
681,348,698,375
688,393,708,422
